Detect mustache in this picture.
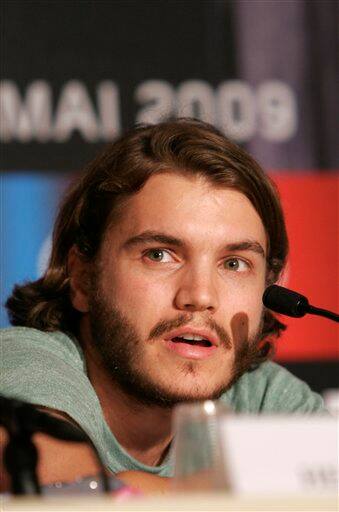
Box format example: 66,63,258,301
148,313,232,349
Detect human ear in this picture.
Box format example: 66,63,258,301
67,245,91,313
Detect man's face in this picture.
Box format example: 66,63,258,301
86,173,267,405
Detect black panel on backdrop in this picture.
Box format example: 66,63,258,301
281,361,339,395
1,0,236,170
2,0,338,170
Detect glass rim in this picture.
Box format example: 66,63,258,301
172,399,230,423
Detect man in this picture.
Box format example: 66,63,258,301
1,119,324,485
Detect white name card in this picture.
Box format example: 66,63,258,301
219,415,338,495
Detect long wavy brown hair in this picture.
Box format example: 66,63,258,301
6,118,287,362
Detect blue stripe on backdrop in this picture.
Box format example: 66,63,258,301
1,171,70,327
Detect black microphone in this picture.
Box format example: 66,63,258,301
263,285,339,322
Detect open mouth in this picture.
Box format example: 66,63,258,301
171,336,212,347
164,330,217,359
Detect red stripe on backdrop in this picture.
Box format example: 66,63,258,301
269,173,338,361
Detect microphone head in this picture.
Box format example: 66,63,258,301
262,285,309,318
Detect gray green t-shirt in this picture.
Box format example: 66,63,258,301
1,327,325,477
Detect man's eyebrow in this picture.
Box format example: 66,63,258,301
224,240,266,258
123,232,265,257
123,231,184,248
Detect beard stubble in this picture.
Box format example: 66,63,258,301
88,278,265,408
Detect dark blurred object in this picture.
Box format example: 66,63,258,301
0,395,109,495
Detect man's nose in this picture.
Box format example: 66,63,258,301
174,267,219,313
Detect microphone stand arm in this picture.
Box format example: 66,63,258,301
4,430,41,495
2,400,42,495
307,305,339,322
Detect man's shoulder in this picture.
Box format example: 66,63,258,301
1,326,84,368
1,325,89,406
1,326,111,467
2,325,74,345
221,361,326,414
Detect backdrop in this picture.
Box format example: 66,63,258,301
1,0,338,392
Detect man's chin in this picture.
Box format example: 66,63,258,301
162,387,229,405
120,371,232,408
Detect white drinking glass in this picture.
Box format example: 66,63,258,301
171,400,231,492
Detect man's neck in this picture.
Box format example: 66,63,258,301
81,335,173,467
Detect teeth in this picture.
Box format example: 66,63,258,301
180,334,206,341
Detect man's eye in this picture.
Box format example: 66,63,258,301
223,258,249,272
144,249,173,262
